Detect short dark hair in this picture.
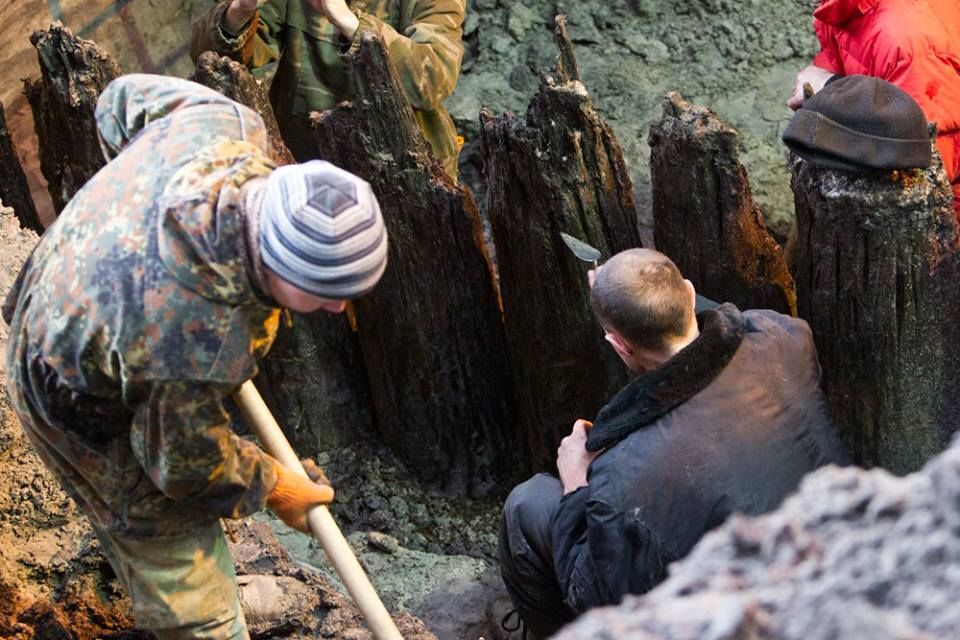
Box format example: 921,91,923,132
590,249,693,351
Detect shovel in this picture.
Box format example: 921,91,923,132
559,232,719,312
234,381,403,640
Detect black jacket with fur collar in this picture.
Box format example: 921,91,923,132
551,304,847,613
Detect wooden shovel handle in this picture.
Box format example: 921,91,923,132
234,381,403,640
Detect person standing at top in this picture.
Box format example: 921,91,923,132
192,0,466,179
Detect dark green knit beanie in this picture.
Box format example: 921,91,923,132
783,75,931,172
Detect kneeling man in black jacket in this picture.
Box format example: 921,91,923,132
499,248,847,638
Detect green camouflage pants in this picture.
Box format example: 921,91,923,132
4,343,250,638
92,520,249,639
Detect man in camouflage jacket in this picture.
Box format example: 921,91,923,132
3,73,388,638
191,0,465,178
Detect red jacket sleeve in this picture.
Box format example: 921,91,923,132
812,20,844,74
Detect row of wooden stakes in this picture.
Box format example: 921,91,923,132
2,18,957,497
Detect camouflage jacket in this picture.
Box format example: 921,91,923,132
3,74,281,537
191,0,465,178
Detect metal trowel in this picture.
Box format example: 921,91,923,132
560,232,602,268
558,231,719,313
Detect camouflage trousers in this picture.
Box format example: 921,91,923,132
4,355,249,638
92,519,250,639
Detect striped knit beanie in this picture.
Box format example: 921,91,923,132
260,160,388,300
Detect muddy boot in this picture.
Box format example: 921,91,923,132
237,574,321,634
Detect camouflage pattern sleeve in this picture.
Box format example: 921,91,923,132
190,0,287,73
349,0,465,111
96,74,270,160
129,379,279,520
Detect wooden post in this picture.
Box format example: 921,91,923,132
0,101,42,234
192,52,295,166
191,51,377,456
649,92,796,315
309,33,515,496
480,16,643,471
255,313,377,456
23,23,120,215
790,145,960,473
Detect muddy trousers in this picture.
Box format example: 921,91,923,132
4,353,250,640
91,519,250,640
498,474,576,639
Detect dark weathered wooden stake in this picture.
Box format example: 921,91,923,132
193,52,295,166
480,16,643,472
649,92,796,315
0,101,42,233
310,32,514,496
23,23,121,215
791,145,960,473
192,51,377,455
553,15,581,84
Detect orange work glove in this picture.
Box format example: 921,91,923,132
266,459,335,533
299,457,330,485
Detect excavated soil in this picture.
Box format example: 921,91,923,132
555,439,960,640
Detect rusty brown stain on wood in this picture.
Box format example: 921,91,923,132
790,148,960,473
649,91,796,316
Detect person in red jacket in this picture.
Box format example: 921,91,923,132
788,0,960,215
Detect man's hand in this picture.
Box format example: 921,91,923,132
224,0,265,35
587,265,603,288
557,419,600,494
306,0,360,39
229,0,262,10
266,458,335,533
787,65,835,110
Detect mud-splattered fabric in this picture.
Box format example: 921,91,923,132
3,74,281,538
191,0,465,177
93,519,249,640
